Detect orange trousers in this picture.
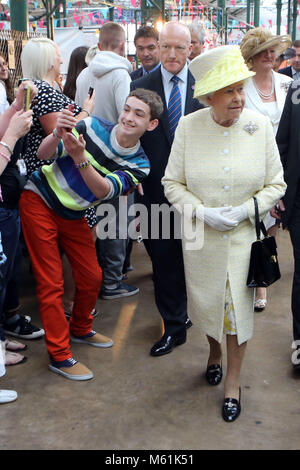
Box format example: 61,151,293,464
20,191,102,361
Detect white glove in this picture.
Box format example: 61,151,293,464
196,206,238,232
223,204,248,224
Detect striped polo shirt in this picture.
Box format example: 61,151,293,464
27,116,150,219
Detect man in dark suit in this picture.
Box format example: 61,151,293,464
131,21,203,357
131,26,160,81
278,40,300,79
274,80,300,369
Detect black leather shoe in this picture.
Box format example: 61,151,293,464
205,363,223,386
293,365,300,372
150,332,186,357
222,388,241,422
185,318,193,329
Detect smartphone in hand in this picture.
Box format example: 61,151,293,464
63,103,75,131
88,87,94,98
25,85,31,111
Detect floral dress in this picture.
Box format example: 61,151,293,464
223,275,237,335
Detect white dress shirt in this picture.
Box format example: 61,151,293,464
161,63,188,113
292,67,300,81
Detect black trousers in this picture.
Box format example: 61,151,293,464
288,183,300,341
143,237,188,336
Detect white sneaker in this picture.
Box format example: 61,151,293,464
0,389,18,403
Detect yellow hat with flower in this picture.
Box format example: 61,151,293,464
189,45,255,100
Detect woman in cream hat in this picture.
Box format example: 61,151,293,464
162,45,286,422
240,28,292,312
240,27,292,135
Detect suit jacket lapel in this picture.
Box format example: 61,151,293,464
152,67,172,145
184,71,195,115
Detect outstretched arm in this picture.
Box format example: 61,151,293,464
37,107,77,160
62,131,110,200
0,109,33,175
0,81,37,138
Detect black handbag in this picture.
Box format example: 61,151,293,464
246,197,281,288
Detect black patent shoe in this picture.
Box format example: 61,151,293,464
185,318,193,329
205,363,223,386
150,332,186,357
222,388,241,422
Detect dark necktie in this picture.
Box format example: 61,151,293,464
168,75,182,140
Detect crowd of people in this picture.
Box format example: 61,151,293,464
0,19,299,424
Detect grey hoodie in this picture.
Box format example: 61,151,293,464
87,51,132,123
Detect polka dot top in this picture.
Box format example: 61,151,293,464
22,80,81,176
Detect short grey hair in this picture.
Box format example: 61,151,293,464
188,22,205,44
21,38,57,80
197,92,214,106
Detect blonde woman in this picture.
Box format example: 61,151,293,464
20,38,97,320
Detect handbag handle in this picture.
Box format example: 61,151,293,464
253,196,268,240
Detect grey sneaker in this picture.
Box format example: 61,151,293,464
100,282,139,300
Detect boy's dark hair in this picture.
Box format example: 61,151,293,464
128,88,163,121
292,40,300,48
134,26,159,46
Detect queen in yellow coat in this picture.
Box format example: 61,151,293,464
162,45,286,422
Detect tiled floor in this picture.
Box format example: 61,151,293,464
1,229,299,450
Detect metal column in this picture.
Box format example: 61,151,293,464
246,0,252,30
287,0,291,34
292,0,298,41
10,0,28,33
217,0,225,43
276,0,282,35
253,0,260,27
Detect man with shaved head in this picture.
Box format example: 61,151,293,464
131,22,203,356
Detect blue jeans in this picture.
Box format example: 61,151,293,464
96,193,135,286
3,241,22,313
0,208,20,341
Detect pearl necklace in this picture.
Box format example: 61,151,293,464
253,75,275,101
